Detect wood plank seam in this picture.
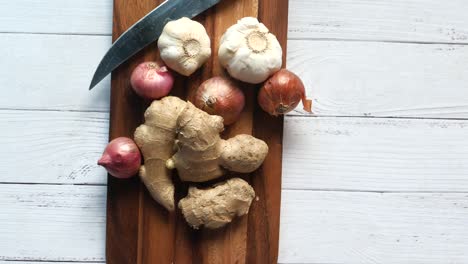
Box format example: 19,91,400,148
287,37,468,45
0,31,112,37
286,114,468,121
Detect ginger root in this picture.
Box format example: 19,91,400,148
134,96,268,211
179,178,255,229
134,96,186,211
166,101,269,182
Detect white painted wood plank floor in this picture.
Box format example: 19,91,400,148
1,0,467,263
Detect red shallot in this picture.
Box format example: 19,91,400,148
98,137,141,179
130,61,174,99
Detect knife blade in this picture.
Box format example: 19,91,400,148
89,0,222,90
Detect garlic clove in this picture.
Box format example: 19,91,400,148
158,17,211,76
218,17,282,84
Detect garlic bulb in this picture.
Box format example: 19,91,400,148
218,17,283,84
158,17,211,76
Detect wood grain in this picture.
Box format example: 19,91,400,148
107,1,167,263
283,116,468,192
0,110,108,184
2,0,468,263
3,34,468,118
107,0,287,263
4,185,468,264
289,0,468,43
287,40,468,118
0,184,106,262
279,190,468,264
186,1,258,263
0,34,111,112
246,0,288,263
1,31,468,118
0,262,104,264
3,110,468,193
3,0,468,45
0,0,112,35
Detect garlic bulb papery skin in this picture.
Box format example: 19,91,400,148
158,17,211,76
218,17,283,84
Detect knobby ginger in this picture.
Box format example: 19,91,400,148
134,96,186,211
179,178,255,229
134,96,268,212
166,101,268,182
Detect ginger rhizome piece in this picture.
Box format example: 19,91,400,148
134,96,186,211
134,96,268,211
166,102,268,182
178,178,255,229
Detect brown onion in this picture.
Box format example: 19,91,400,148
130,61,174,99
191,77,245,125
97,137,141,179
258,69,312,116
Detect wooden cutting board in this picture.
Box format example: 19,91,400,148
106,0,288,263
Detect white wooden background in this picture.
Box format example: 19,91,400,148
1,0,468,263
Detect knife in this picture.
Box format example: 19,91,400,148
89,0,222,90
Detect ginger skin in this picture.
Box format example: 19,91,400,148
178,178,255,229
166,102,268,182
134,97,186,211
134,96,268,211
165,101,226,182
